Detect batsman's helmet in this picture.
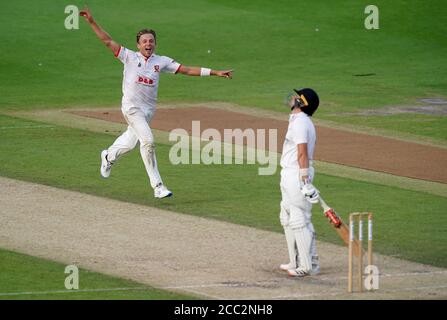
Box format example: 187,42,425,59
292,88,320,116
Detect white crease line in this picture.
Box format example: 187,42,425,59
380,270,447,278
0,286,220,300
317,269,447,282
383,284,447,293
1,278,446,298
263,285,447,300
0,125,55,130
162,270,447,291
163,283,257,290
0,287,147,296
173,288,223,300
250,290,347,300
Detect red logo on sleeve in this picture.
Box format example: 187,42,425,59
154,65,160,72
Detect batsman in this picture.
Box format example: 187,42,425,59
279,88,321,277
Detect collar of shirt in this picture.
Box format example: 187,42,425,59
136,52,154,61
289,112,308,121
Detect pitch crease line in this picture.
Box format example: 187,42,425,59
0,287,147,296
0,125,55,130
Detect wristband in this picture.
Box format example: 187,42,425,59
200,67,211,76
299,168,310,184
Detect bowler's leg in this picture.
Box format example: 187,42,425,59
107,126,139,162
123,109,163,189
100,126,139,178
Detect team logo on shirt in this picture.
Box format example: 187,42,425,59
154,65,160,72
137,76,154,86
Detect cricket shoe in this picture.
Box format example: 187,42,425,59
100,150,113,178
280,255,319,274
285,256,320,277
287,267,313,278
279,263,296,271
154,183,173,199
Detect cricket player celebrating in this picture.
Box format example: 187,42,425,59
279,88,320,277
80,8,233,198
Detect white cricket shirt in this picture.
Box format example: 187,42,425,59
280,112,316,169
115,46,181,111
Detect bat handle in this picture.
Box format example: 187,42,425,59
318,196,330,212
319,196,343,228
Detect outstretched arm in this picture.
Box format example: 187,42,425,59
80,7,121,56
177,66,233,79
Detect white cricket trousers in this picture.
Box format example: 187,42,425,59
106,107,163,189
280,167,314,228
279,167,318,268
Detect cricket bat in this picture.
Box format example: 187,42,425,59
318,196,363,257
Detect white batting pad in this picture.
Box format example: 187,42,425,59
293,227,313,272
284,226,297,269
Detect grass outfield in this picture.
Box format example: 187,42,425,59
1,0,446,298
1,115,446,268
0,0,446,141
0,249,194,300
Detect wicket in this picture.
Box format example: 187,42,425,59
348,212,373,293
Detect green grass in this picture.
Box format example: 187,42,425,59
325,113,447,142
0,0,446,140
1,0,446,298
1,115,446,268
0,248,194,300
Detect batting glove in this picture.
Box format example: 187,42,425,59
301,183,320,204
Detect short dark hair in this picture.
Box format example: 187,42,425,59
136,29,156,43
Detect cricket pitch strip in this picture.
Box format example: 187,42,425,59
1,176,446,299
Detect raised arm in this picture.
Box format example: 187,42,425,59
177,66,233,79
80,7,121,56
